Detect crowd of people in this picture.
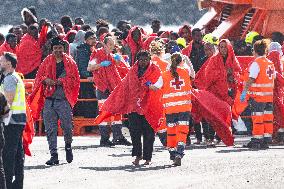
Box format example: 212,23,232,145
0,5,284,189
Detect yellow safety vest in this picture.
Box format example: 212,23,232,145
0,72,26,114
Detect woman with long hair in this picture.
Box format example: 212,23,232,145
161,53,192,166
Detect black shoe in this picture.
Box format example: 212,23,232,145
100,140,115,147
243,138,261,149
259,138,269,149
65,143,73,163
113,138,132,146
263,137,272,144
172,156,181,166
46,153,59,165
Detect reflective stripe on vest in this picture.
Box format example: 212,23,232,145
248,91,273,96
163,91,191,99
248,57,275,102
0,72,26,114
251,112,264,116
264,110,273,115
250,83,274,88
167,121,189,127
163,100,191,108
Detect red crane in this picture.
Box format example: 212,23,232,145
194,0,284,40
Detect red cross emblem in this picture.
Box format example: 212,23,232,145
170,77,185,90
266,66,274,80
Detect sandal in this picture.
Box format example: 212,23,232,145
132,157,142,166
143,160,151,165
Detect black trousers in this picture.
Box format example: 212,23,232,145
0,122,6,189
194,120,215,141
194,122,202,141
202,121,215,141
241,105,253,135
3,124,24,189
73,82,97,118
128,112,155,161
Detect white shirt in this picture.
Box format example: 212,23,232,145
249,57,277,79
248,61,260,79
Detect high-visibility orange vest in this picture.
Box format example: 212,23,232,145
162,67,192,114
248,57,275,102
152,56,168,73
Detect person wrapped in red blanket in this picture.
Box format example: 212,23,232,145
95,50,163,165
125,26,145,66
16,24,42,79
28,37,80,165
267,42,284,144
88,35,131,147
192,39,241,146
0,34,18,56
204,39,242,106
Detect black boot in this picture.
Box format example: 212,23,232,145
244,138,261,149
260,138,269,149
263,137,272,144
65,143,73,163
173,155,182,166
46,153,59,165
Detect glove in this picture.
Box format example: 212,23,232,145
100,61,111,67
240,90,247,102
113,54,121,61
170,45,181,54
145,81,152,86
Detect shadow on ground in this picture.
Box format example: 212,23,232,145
59,145,101,150
80,164,174,172
108,153,132,157
24,163,67,170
